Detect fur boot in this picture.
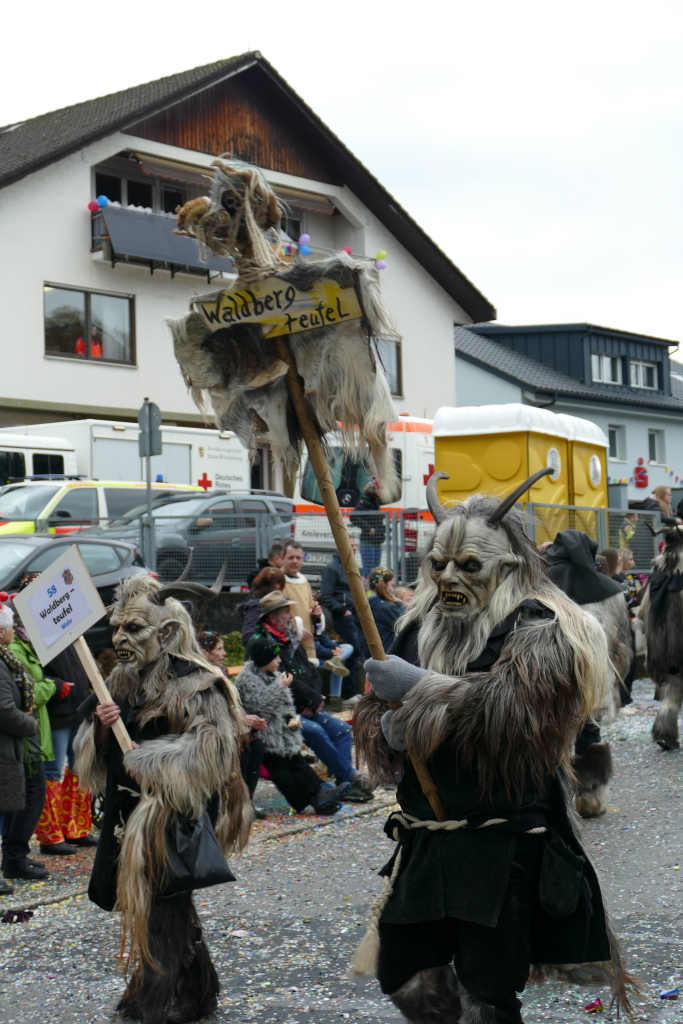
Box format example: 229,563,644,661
117,894,218,1024
390,966,462,1023
652,675,683,749
458,984,497,1024
574,742,613,817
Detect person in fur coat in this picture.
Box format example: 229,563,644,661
353,472,634,1024
73,573,252,1024
546,530,635,816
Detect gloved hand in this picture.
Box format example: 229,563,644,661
381,710,406,751
58,681,73,700
364,655,428,703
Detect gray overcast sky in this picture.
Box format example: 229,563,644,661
3,0,682,343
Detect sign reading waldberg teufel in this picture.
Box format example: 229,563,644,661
13,546,107,666
191,276,363,337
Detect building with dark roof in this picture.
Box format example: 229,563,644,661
455,322,683,503
0,52,494,472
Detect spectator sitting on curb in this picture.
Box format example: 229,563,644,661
197,631,269,820
368,566,406,651
236,638,349,815
314,631,352,714
320,530,364,708
249,592,373,802
0,604,40,897
237,567,287,647
281,541,322,663
246,542,285,589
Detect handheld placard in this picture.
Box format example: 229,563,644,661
11,545,132,753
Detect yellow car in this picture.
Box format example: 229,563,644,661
0,479,202,535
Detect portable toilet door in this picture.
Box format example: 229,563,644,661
432,404,571,507
556,415,609,509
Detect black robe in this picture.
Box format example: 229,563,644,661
381,609,612,967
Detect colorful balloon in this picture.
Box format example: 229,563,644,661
341,246,353,255
376,249,387,260
298,234,311,245
87,200,100,212
299,244,311,256
375,259,387,270
96,195,109,207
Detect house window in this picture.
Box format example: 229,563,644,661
375,337,402,396
161,183,186,214
608,425,626,461
591,353,622,384
631,360,657,389
648,429,664,463
280,216,302,242
95,170,154,211
44,284,134,364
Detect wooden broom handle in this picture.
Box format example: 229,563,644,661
274,337,446,821
73,635,133,754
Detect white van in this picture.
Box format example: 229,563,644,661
1,419,251,491
0,433,78,484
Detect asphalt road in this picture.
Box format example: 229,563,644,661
2,678,683,1023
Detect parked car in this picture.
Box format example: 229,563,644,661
0,535,148,653
0,478,202,535
80,490,295,585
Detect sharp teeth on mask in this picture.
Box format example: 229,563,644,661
442,592,467,606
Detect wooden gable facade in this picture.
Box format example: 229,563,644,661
124,65,342,185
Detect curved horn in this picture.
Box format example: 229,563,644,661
487,466,554,526
156,551,228,603
643,520,671,537
426,472,450,524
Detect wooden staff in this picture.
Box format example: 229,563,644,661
274,337,446,821
73,635,133,753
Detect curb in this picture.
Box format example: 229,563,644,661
0,796,396,915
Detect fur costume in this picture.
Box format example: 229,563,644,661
637,524,683,749
353,472,635,1023
74,573,250,1024
167,156,398,500
546,530,634,817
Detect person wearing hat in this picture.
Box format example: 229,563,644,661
250,593,374,803
235,637,348,815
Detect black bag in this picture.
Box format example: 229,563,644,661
159,810,235,898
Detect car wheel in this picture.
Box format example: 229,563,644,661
156,556,188,582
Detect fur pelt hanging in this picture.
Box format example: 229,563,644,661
168,156,398,500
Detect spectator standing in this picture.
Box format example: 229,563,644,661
250,593,373,800
197,630,269,819
246,542,285,588
34,645,96,851
237,566,286,646
320,532,364,707
0,606,39,896
367,566,406,650
1,608,50,880
236,638,348,815
350,479,386,574
618,511,639,548
642,485,681,526
281,541,320,662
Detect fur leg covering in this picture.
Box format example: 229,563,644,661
574,742,613,818
389,966,462,1023
458,984,496,1024
652,675,682,750
117,893,218,1024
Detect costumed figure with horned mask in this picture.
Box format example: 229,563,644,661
352,470,636,1024
73,562,251,1024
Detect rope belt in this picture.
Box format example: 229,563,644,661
349,812,547,979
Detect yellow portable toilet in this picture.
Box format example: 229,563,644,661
432,404,571,507
556,414,609,509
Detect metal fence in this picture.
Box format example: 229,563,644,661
12,504,661,589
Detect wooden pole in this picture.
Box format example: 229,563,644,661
73,635,133,753
274,338,446,821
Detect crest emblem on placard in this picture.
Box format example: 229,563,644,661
62,569,74,586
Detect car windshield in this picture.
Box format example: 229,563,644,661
111,497,208,525
0,485,61,519
0,542,36,579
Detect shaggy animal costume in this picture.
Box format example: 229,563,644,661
546,530,634,816
353,474,634,1024
637,524,683,749
74,574,250,1024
